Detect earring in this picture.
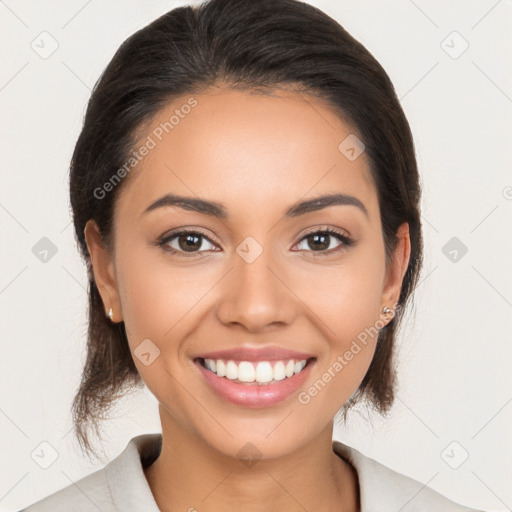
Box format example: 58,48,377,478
382,306,392,315
104,286,115,322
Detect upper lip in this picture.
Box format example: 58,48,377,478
195,346,315,362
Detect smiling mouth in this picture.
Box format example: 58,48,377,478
195,357,316,385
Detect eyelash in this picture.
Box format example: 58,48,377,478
156,226,354,258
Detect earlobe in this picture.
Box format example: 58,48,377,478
83,220,122,323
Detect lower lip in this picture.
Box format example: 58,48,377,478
195,359,315,408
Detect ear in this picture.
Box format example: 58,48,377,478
84,219,123,323
380,222,411,314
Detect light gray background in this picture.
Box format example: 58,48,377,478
1,1,511,511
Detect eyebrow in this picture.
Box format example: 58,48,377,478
141,192,368,219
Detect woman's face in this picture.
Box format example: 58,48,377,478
86,87,409,459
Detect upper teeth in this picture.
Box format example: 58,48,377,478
203,358,307,383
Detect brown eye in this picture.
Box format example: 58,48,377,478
158,229,217,256
295,228,353,254
176,233,203,252
303,233,331,251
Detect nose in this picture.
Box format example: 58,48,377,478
215,242,298,333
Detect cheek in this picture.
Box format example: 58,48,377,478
113,240,174,359
113,245,218,429
294,241,386,342
115,245,218,358
291,242,386,408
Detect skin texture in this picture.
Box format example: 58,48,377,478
84,87,411,512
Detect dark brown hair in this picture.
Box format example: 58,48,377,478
69,0,423,460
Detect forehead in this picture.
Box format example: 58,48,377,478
115,88,377,220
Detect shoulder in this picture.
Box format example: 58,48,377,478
332,440,484,512
19,434,162,512
20,466,111,512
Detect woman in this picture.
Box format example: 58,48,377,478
22,0,483,510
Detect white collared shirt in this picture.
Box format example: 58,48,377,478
21,433,482,511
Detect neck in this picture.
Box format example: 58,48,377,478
143,408,359,512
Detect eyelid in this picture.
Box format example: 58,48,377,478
298,224,351,239
159,226,218,244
